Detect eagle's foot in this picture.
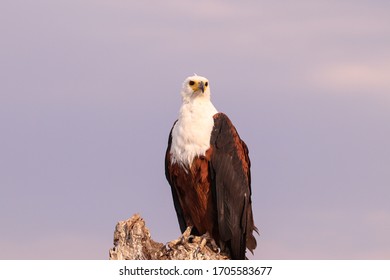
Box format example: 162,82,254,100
197,232,220,252
192,237,208,259
167,226,193,248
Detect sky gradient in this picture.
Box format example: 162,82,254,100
1,0,389,259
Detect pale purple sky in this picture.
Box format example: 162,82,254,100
1,0,389,259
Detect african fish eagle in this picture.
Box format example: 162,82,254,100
165,75,258,260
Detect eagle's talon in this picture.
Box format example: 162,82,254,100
180,226,193,243
198,232,220,252
166,227,193,248
193,246,200,258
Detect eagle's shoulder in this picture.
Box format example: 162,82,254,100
213,112,229,121
211,112,243,149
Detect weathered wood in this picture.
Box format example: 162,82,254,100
109,214,228,260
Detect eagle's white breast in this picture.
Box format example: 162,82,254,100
170,98,218,167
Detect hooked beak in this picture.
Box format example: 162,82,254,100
198,81,205,93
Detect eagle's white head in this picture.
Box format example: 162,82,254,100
181,75,211,102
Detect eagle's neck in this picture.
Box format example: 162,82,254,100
170,97,218,167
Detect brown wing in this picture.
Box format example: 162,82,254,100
209,113,258,260
164,121,188,233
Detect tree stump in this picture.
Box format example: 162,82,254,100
109,214,228,260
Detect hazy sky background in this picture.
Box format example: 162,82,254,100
1,0,389,259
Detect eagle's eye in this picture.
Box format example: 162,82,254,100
205,82,208,87
189,80,195,86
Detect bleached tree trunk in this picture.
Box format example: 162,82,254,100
109,214,228,260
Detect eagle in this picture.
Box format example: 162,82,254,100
165,75,258,260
